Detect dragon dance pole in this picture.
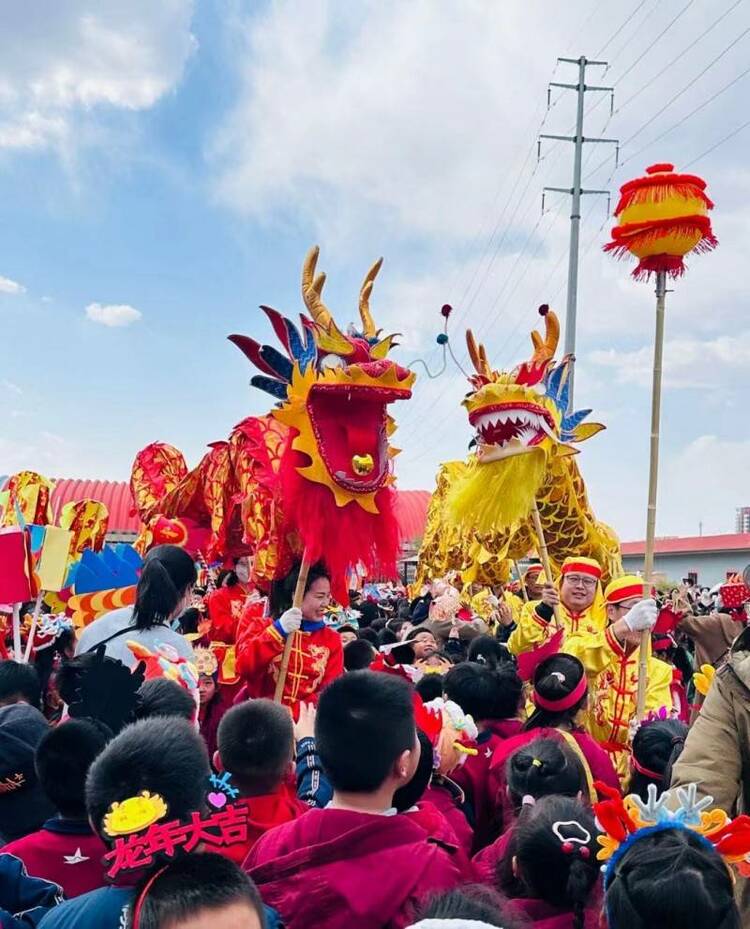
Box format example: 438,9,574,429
530,503,563,631
636,270,667,718
274,552,311,704
514,560,529,602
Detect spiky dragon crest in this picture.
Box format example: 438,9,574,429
228,246,414,512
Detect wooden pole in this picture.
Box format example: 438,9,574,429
12,604,22,661
273,553,311,703
530,503,563,630
636,270,667,718
514,560,529,602
23,593,43,664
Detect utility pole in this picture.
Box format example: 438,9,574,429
539,56,619,408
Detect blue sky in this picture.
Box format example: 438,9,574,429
2,0,750,542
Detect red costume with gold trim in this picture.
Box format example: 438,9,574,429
206,584,252,644
236,613,343,714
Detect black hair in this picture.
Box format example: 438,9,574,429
393,729,434,812
417,885,524,928
269,561,331,619
216,568,239,589
630,719,688,800
176,607,202,636
357,601,381,628
132,545,197,632
496,737,589,897
315,671,416,793
605,827,741,929
415,674,445,703
135,679,196,723
405,627,438,644
0,660,41,709
133,851,266,929
343,639,376,671
217,699,294,795
356,627,379,647
524,653,588,732
444,662,521,723
467,634,514,670
507,736,587,814
86,717,209,841
511,795,600,929
35,718,110,819
378,627,399,647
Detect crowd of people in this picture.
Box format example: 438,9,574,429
1,542,749,928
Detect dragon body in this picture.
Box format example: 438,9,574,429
416,307,621,587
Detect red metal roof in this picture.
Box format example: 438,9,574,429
393,490,431,543
621,533,750,556
3,478,432,542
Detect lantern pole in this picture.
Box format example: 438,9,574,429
636,269,667,718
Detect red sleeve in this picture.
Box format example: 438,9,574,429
207,588,239,644
235,615,286,683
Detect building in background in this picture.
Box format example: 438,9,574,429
736,506,750,534
621,533,750,587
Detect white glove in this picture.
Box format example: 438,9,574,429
278,607,302,635
623,598,658,632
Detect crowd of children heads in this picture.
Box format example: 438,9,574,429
0,554,743,929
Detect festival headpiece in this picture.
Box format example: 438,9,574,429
593,781,750,880
604,574,653,604
102,771,250,884
604,163,717,281
561,557,602,580
193,645,219,678
127,641,199,694
413,696,478,776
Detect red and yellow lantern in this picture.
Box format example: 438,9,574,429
604,162,717,280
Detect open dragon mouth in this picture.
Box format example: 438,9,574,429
468,402,556,461
307,381,411,493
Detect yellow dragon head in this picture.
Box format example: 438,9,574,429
449,306,605,533
229,247,415,514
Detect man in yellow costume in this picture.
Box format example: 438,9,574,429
508,556,607,655
565,574,672,776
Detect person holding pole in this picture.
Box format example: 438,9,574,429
235,561,343,717
507,557,606,656
564,575,670,779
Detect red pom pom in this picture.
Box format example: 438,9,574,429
645,163,674,175
561,842,574,855
441,304,453,318
580,846,591,859
538,304,549,317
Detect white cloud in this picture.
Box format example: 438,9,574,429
85,302,142,327
0,275,25,295
588,331,750,389
1,379,23,396
0,2,196,151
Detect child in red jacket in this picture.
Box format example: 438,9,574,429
215,698,308,865
2,719,109,898
444,662,523,852
246,671,464,929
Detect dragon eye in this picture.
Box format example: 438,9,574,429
320,354,346,370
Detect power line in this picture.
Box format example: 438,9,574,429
584,26,750,179
621,60,750,166
684,114,750,167
594,0,652,57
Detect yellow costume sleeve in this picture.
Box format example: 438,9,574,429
644,656,674,715
563,627,618,678
507,599,551,655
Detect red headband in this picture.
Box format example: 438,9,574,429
631,757,664,780
607,582,651,604
534,675,588,712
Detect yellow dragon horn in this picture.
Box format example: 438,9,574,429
301,246,334,330
359,257,382,339
529,304,560,364
466,329,492,379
